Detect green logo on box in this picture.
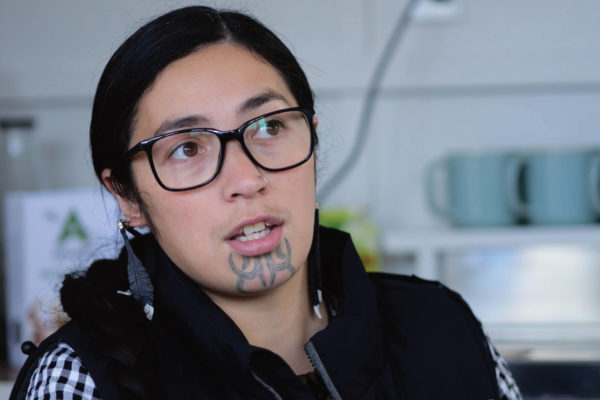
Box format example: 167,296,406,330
57,210,89,244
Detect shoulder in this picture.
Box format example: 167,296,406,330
24,342,101,400
368,272,478,322
369,271,455,295
368,272,487,343
369,273,501,397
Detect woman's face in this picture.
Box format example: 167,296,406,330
114,43,316,299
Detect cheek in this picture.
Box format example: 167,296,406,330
130,159,159,201
275,162,316,216
281,162,317,249
144,191,215,237
132,167,211,241
144,192,223,284
294,161,317,212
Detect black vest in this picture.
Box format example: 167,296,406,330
11,227,500,399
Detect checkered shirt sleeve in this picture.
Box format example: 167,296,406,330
26,342,102,400
485,335,522,400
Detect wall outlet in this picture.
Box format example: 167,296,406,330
411,0,463,22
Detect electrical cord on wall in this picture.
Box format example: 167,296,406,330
317,0,421,203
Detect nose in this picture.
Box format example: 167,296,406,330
219,140,267,200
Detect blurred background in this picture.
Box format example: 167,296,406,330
1,0,600,398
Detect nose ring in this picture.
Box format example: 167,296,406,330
259,175,268,188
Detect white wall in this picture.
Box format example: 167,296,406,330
1,0,600,228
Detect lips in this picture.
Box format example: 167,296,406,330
226,215,284,256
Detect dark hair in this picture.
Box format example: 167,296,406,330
90,6,315,199
63,7,316,398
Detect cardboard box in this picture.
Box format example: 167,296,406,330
4,187,121,367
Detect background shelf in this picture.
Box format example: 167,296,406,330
381,225,600,278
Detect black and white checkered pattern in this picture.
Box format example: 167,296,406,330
486,335,522,400
26,343,101,400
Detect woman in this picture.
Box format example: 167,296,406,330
11,6,520,400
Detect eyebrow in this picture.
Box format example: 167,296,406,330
237,90,291,115
152,115,210,138
151,90,291,138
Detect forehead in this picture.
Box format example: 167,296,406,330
133,42,296,139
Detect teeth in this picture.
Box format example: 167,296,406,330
242,221,266,235
236,228,271,241
236,221,272,241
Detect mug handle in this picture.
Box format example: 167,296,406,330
425,158,451,219
589,154,600,214
506,155,528,219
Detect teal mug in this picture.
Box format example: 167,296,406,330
518,149,600,225
426,152,524,227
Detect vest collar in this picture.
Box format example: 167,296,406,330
132,227,384,398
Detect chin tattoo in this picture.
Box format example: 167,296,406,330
228,238,295,293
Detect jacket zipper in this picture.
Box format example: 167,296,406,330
304,341,343,400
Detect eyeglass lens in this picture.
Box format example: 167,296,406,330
150,109,312,190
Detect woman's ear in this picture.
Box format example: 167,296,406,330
312,115,319,131
101,168,147,227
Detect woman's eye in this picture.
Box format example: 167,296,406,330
251,119,283,138
263,120,282,136
171,142,200,159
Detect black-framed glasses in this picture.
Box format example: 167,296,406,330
122,107,316,191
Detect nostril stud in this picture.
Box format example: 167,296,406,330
259,175,268,188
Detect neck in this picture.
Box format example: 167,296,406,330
206,264,327,374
